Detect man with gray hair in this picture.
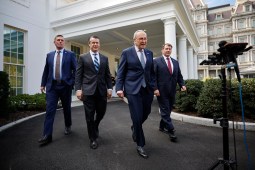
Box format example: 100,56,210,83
116,30,155,158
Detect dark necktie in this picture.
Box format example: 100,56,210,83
166,57,172,74
55,51,61,80
93,53,99,72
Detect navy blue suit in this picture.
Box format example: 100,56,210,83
41,49,77,137
116,46,155,147
154,56,185,131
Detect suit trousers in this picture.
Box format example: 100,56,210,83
126,87,154,147
43,82,72,136
82,88,107,141
157,96,175,131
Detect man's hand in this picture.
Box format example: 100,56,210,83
154,89,160,96
40,86,45,93
107,89,112,99
181,86,187,91
76,90,83,101
117,90,124,98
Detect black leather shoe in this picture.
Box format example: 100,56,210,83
38,135,52,146
169,130,177,142
137,146,148,159
64,126,71,135
90,140,98,149
131,126,136,142
159,127,169,134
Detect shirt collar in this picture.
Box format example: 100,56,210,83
135,46,144,53
90,50,99,56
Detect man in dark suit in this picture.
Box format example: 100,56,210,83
38,35,77,146
116,30,155,158
154,43,186,142
75,35,112,149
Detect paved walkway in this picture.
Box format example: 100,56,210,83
0,98,254,170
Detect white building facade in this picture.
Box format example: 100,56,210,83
188,0,255,79
0,0,200,95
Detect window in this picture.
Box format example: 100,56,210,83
252,18,255,27
251,35,255,45
197,15,201,21
224,26,231,33
252,50,255,61
244,5,251,12
208,42,214,51
216,14,222,20
238,54,248,63
197,55,204,64
71,44,81,61
208,27,213,35
238,36,247,43
198,70,204,80
237,19,245,29
3,26,25,95
209,70,216,78
217,27,222,35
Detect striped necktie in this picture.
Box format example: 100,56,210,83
93,53,99,72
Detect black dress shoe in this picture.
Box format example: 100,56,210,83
137,146,148,159
38,135,52,146
90,140,98,149
64,126,71,135
169,130,177,142
131,126,136,142
159,127,169,134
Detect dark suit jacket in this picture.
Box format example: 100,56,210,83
116,46,155,95
75,52,112,96
41,49,77,92
154,56,185,97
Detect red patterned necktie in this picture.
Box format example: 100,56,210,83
166,57,172,74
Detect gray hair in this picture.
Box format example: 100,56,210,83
133,30,147,40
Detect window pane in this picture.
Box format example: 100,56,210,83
11,30,17,42
10,88,16,96
17,65,23,76
4,39,10,51
3,64,10,75
4,51,10,63
9,65,17,76
4,27,10,40
18,53,24,64
18,43,24,53
17,88,23,95
10,76,16,87
11,40,18,53
18,32,24,43
17,77,23,87
11,52,17,63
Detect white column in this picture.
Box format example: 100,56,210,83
187,46,194,79
193,53,198,79
162,17,177,59
178,35,188,80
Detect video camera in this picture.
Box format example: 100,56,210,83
200,41,252,82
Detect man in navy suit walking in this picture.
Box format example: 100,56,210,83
116,30,155,158
38,35,77,146
154,43,186,142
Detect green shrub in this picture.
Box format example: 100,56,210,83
231,78,255,119
196,79,222,118
175,79,203,112
0,71,10,118
9,93,46,111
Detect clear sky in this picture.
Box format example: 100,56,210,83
204,0,235,7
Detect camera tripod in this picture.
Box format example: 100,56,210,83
208,66,237,170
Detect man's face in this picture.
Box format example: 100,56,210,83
89,37,100,52
162,45,172,57
54,36,65,50
134,32,147,50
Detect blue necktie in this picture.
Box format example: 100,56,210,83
139,51,146,87
93,53,99,72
